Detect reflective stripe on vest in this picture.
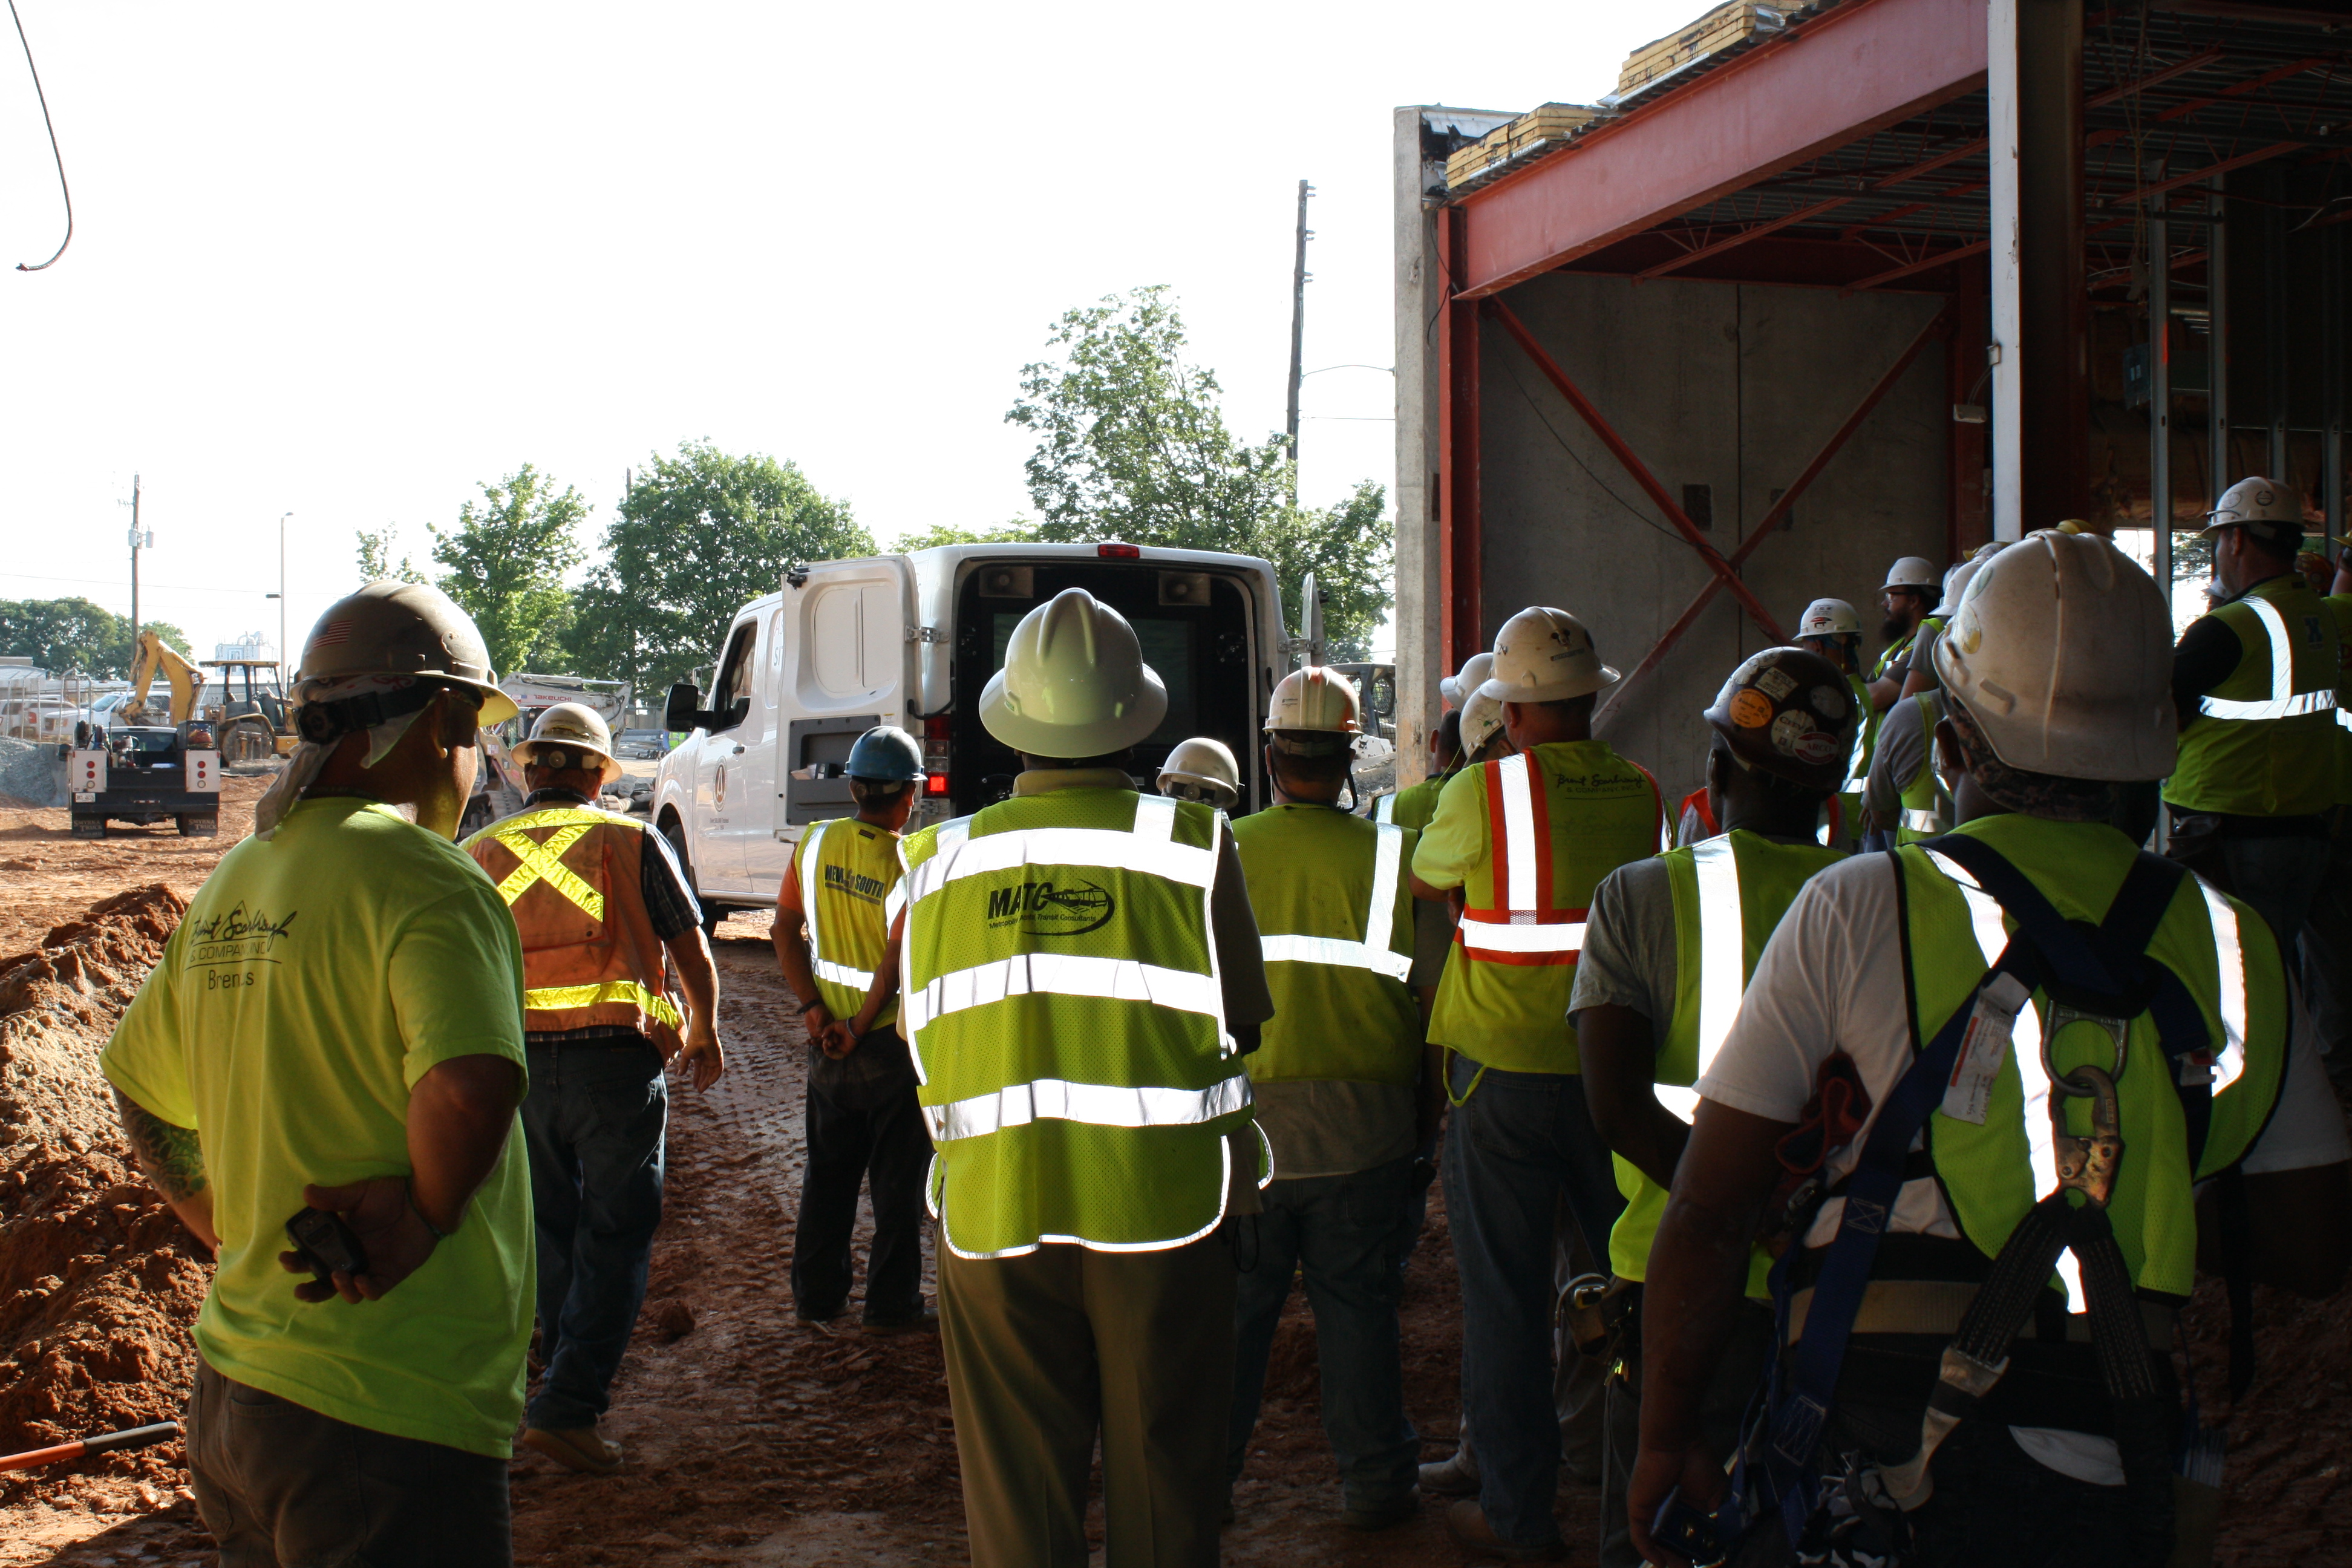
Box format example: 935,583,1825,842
524,979,684,1030
2200,595,2339,721
1374,793,1396,824
1902,807,1945,834
1841,675,1873,794
903,953,1225,1034
1457,751,1585,961
489,818,605,920
926,1072,1251,1142
1258,821,1413,981
900,792,1214,908
797,822,877,993
1653,836,1743,1124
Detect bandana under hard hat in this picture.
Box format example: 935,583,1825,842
253,672,448,840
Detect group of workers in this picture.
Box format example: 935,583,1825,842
90,469,2352,1568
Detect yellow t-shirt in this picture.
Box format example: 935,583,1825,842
102,797,534,1458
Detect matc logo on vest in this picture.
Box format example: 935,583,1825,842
985,878,1117,936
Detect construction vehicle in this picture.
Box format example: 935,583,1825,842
652,541,1295,932
67,716,223,838
202,659,295,762
118,630,203,728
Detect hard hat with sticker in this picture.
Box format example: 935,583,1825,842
1729,689,1775,728
1754,666,1797,701
1790,730,1841,768
1770,710,1815,754
1809,684,1847,719
1703,645,1858,793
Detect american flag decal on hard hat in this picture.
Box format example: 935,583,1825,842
310,619,353,648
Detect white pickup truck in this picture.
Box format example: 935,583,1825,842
651,541,1297,930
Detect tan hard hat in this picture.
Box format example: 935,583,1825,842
1266,667,1363,735
1439,651,1495,709
294,581,518,727
1702,646,1858,793
1480,607,1618,704
1933,530,2175,781
1459,689,1508,760
1881,557,1940,593
980,588,1168,756
1157,736,1240,809
1795,598,1862,639
512,701,621,784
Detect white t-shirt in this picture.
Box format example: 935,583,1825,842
1697,851,2350,1482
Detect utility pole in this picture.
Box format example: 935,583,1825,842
1285,179,1315,495
123,474,147,643
279,512,293,677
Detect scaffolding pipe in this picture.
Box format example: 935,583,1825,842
2152,175,2173,593
2210,172,2230,501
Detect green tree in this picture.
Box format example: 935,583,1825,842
0,598,191,679
355,525,426,584
430,466,586,678
1006,286,1393,659
561,441,872,694
895,521,1040,551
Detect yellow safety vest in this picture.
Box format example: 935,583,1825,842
794,817,904,1029
2167,575,2341,817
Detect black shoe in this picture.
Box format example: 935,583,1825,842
860,1305,938,1336
1342,1490,1420,1532
795,1301,848,1325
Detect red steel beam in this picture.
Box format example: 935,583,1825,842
1437,209,1483,669
1483,297,1787,645
1453,0,1988,299
2086,56,2324,151
1846,237,1990,293
1593,305,1955,731
1636,195,1853,283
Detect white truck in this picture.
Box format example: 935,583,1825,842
651,541,1298,930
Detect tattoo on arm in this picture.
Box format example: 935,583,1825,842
113,1088,207,1201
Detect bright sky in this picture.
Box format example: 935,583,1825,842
0,0,1705,669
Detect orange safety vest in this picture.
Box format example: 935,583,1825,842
463,804,684,1056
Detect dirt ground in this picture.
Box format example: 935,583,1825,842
1,784,2347,1566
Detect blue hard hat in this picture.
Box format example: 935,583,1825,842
846,725,926,783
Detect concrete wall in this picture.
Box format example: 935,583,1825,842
1401,267,1950,805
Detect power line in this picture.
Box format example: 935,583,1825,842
0,568,340,596
1500,354,1687,547
7,0,71,272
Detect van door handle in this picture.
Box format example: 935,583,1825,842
731,744,746,755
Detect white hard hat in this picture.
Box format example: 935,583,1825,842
1157,736,1240,810
1266,667,1363,734
512,701,621,785
1881,557,1939,593
1939,540,2009,612
1459,690,1508,760
1933,530,2176,781
1480,607,1618,704
980,588,1168,756
1796,598,1862,638
2203,475,2309,547
1439,651,1495,709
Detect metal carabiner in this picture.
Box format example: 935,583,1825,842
2040,1001,2128,1085
2050,1063,2124,1208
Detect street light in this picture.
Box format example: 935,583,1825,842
278,512,293,685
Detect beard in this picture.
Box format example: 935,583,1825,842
1880,615,1910,643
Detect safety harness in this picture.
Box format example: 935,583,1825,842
1750,836,2221,1563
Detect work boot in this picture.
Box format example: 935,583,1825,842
861,1304,939,1337
1443,1498,1566,1561
1342,1489,1420,1532
1419,1445,1480,1497
521,1423,622,1475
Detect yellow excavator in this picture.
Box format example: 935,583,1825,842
120,633,295,761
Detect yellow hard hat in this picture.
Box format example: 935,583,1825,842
980,589,1168,756
512,701,621,785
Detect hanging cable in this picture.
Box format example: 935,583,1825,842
9,0,72,272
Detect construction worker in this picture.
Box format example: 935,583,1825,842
461,702,722,1473
2167,475,2342,950
103,582,532,1562
1409,606,1664,1561
1630,532,2352,1567
1457,687,1511,767
1794,598,1876,847
875,587,1273,1567
1225,668,1448,1530
773,725,935,1335
1896,541,2007,703
1441,650,1497,711
1371,707,1464,829
1157,736,1241,811
1573,647,1855,1568
1866,555,1941,709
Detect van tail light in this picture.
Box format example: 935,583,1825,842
1096,542,1141,558
923,715,951,794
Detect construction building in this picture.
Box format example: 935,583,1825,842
1393,0,2352,799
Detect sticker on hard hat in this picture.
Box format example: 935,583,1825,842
985,879,1117,937
1791,731,1840,767
1728,690,1775,729
1809,686,1847,719
1753,667,1797,702
1770,711,1815,754
1953,607,1983,655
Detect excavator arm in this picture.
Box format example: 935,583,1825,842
124,632,203,725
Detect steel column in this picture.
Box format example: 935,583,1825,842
1437,209,1483,669
1988,0,2087,538
2210,172,2231,501
2152,178,2174,591
1593,307,1953,730
2269,163,2290,479
1484,297,1785,644
2327,221,2344,544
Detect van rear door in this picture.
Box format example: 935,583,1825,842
764,556,918,887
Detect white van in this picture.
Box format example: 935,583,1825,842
651,541,1297,928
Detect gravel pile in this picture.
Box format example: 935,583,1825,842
0,739,62,809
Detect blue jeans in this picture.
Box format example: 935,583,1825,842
521,1038,667,1431
1227,1155,1420,1511
1444,1054,1627,1549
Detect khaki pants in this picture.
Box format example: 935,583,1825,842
940,1233,1236,1568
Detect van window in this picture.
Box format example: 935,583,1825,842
712,621,759,730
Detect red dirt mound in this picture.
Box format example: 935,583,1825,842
0,884,210,1517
